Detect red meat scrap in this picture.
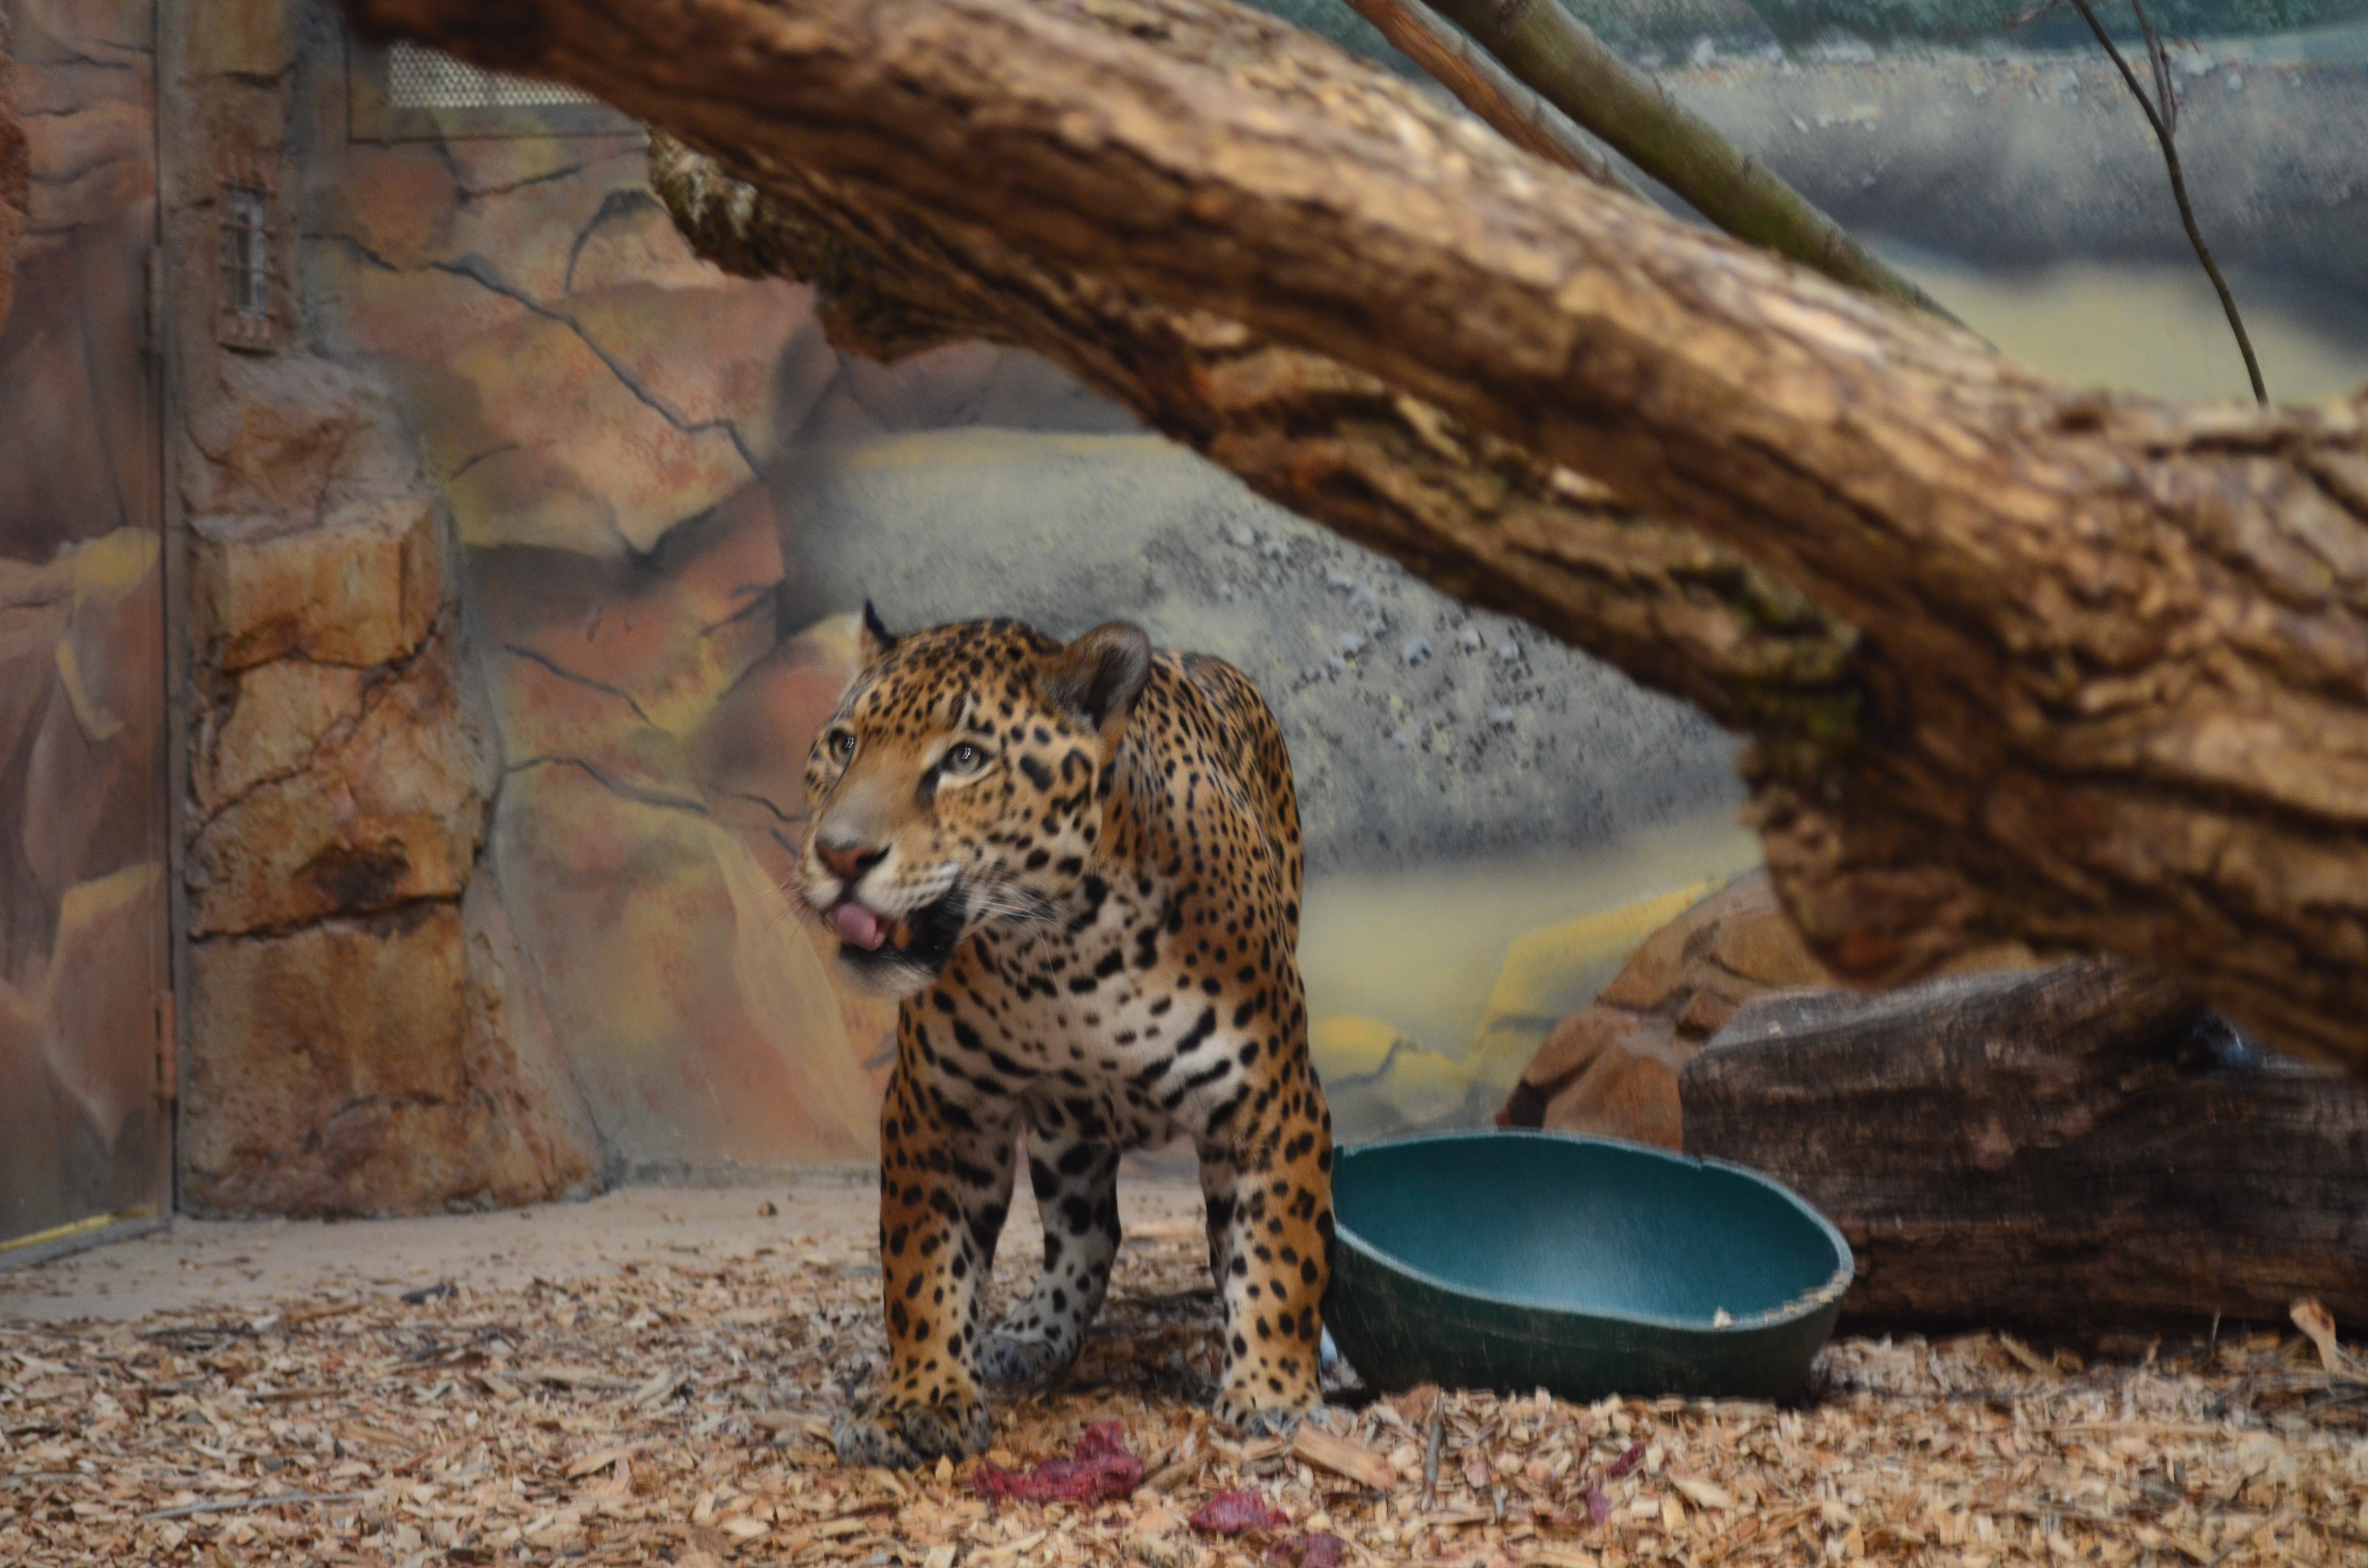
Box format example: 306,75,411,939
1189,1489,1289,1534
973,1421,1145,1503
1264,1530,1347,1566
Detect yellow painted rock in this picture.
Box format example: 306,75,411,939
1465,878,1723,1097
1312,1015,1474,1139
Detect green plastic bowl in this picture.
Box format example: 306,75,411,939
1323,1131,1851,1402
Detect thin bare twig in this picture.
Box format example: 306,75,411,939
1413,0,1960,322
1337,0,1645,200
2063,0,2268,404
1420,1409,1443,1505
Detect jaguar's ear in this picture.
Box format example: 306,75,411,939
858,600,898,665
1039,621,1152,736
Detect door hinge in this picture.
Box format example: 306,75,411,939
155,990,177,1102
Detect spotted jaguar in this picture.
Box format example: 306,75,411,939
799,608,1332,1467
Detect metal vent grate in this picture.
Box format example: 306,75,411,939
220,185,270,318
384,40,598,110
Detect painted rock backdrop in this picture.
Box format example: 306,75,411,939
20,0,2359,1217
228,22,1752,1195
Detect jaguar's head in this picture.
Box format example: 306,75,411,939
797,606,1152,996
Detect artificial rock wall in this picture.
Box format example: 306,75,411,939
162,0,1748,1213
162,0,940,1207
167,0,599,1213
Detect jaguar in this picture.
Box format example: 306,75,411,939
799,607,1333,1467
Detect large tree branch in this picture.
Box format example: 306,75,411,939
648,135,1861,744
344,0,2368,1067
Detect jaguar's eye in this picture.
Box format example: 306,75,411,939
942,742,986,775
827,730,857,762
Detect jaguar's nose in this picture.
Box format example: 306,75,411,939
816,835,887,883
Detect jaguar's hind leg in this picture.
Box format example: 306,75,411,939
980,1131,1121,1387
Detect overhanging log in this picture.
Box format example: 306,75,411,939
341,0,2368,1068
646,135,1862,744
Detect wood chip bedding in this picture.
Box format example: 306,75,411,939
5,1212,2363,1566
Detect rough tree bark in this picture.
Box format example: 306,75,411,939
340,0,2368,1068
1683,966,2368,1329
645,135,1861,747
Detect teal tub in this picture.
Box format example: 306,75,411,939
1323,1131,1852,1402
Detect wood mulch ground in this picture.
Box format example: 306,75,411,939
4,1196,2365,1567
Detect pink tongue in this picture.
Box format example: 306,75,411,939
833,902,889,951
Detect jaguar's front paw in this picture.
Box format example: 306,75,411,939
1214,1384,1321,1440
979,1328,1078,1388
831,1398,993,1469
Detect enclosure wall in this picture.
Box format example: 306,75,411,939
0,0,172,1256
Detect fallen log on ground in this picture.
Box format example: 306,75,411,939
1681,963,2368,1332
